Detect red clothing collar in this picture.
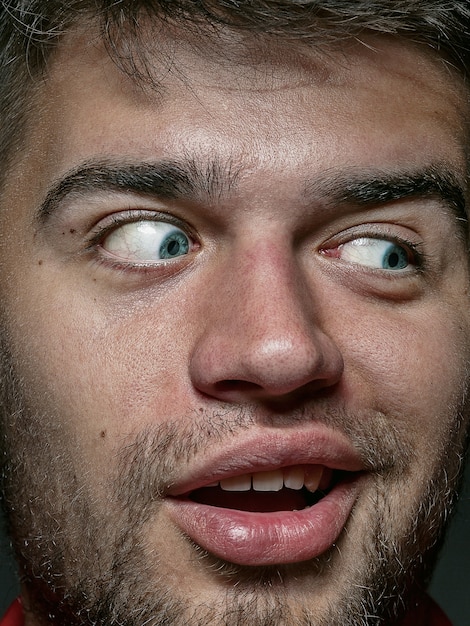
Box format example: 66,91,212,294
1,600,23,626
402,594,452,626
0,595,452,625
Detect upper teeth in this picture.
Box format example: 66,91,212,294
212,465,325,493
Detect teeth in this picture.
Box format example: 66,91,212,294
220,474,252,491
217,465,327,493
304,466,324,493
283,466,304,490
252,469,283,491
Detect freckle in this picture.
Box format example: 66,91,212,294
100,430,107,439
38,260,43,265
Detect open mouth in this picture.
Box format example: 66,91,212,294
166,431,365,565
168,462,363,565
188,464,338,513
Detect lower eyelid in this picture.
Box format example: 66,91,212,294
87,253,195,283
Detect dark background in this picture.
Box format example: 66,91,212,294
1,463,469,623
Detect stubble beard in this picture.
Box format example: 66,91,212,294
0,342,468,626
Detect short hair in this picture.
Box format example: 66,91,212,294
0,0,469,177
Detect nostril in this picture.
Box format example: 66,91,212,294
214,380,262,394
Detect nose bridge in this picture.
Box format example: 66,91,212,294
189,233,344,398
232,238,313,350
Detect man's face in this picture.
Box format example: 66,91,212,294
0,23,470,626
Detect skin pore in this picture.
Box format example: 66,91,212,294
0,20,470,626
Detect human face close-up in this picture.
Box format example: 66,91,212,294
0,22,469,626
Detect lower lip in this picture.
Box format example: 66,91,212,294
165,478,361,566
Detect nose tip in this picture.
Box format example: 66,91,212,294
189,318,344,404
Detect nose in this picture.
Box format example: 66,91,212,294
189,239,344,404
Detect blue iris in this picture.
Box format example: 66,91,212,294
381,243,409,269
159,229,190,259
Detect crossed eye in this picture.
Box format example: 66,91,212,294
101,219,413,272
335,237,412,270
102,220,191,262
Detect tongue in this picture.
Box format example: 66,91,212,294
189,486,309,512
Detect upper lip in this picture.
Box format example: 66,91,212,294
166,425,366,497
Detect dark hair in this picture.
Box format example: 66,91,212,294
0,0,469,172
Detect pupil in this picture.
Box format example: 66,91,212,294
387,252,399,268
384,245,407,270
167,240,180,255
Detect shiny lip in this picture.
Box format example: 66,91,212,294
166,426,366,497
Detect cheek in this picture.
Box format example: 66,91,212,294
341,301,470,456
2,282,199,480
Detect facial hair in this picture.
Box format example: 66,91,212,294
0,340,468,626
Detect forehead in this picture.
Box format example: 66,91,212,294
10,23,470,205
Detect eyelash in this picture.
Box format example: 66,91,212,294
85,209,198,264
87,209,188,243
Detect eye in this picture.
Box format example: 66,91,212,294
101,220,191,262
335,237,413,270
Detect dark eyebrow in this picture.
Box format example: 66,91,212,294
37,159,468,236
305,164,468,233
37,158,240,223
